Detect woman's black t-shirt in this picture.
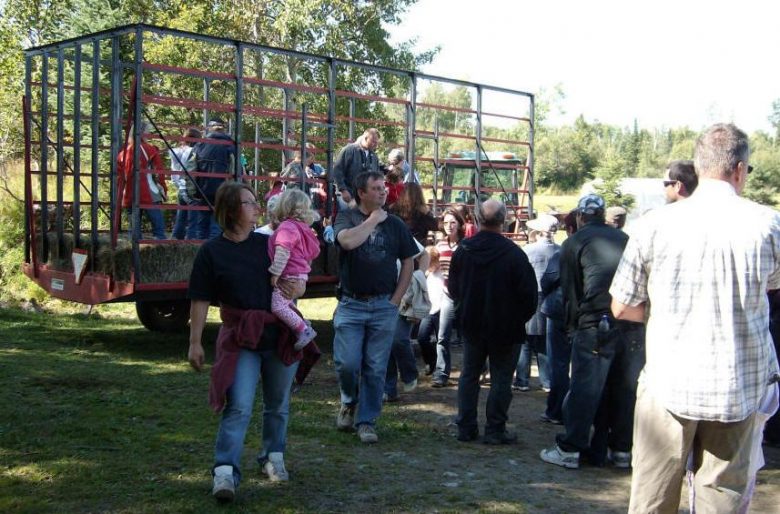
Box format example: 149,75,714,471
188,232,278,347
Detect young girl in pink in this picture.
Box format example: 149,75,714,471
268,189,321,350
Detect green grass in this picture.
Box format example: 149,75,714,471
533,191,579,214
0,302,506,513
2,303,777,513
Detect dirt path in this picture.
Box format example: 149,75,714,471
308,342,780,513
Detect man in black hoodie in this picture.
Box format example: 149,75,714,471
449,199,538,444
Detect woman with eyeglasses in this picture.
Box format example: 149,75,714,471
187,181,310,503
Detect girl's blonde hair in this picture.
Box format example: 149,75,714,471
275,188,319,225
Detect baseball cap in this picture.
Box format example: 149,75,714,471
527,213,559,233
577,193,605,215
605,206,627,220
207,118,225,129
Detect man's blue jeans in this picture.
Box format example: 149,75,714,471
556,321,645,462
195,201,222,240
213,347,299,486
333,295,398,427
544,316,571,422
385,316,419,398
457,339,516,437
433,294,456,383
416,311,439,372
172,190,197,240
126,206,166,240
515,335,550,389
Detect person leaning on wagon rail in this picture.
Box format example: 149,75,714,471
387,147,419,184
191,118,235,240
170,127,201,240
332,128,380,207
187,181,318,503
281,143,326,207
118,122,168,240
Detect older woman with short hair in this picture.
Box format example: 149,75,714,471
188,181,307,502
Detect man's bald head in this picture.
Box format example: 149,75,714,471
477,199,507,231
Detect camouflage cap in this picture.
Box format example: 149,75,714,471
577,193,605,215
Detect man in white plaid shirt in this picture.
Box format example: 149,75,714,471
610,123,780,513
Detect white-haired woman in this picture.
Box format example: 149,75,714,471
387,148,418,184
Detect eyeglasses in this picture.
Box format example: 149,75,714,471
663,180,677,187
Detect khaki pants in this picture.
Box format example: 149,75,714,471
629,381,757,514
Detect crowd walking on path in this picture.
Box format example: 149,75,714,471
184,123,779,512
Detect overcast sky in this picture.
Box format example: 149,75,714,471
391,0,779,133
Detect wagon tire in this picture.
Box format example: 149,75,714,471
136,299,191,333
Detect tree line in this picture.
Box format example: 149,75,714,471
1,0,779,204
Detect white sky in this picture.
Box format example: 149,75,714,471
391,0,779,133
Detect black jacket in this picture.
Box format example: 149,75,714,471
332,142,379,197
193,131,236,203
448,230,538,346
559,221,628,332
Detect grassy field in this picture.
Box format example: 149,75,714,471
2,301,778,513
0,300,476,513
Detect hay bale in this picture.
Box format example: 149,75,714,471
38,232,199,284
36,231,334,285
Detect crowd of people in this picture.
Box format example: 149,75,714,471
181,123,779,512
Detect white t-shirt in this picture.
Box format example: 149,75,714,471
426,270,445,314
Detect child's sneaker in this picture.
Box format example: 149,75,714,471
294,325,317,351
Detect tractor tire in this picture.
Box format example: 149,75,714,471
136,299,191,333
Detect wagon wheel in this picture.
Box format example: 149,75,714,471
135,299,191,333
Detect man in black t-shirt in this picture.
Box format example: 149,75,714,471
332,171,418,444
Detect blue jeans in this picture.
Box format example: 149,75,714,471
416,311,439,372
433,294,456,383
514,335,550,389
195,201,222,240
456,339,516,436
126,206,166,240
556,321,646,462
333,295,399,427
385,316,419,398
172,190,197,240
544,316,571,421
213,347,298,486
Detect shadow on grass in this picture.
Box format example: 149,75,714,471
2,306,778,513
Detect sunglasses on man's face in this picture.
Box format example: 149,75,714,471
748,165,754,174
663,180,677,187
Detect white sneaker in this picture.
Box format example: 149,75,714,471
262,452,289,482
608,449,632,468
402,378,418,393
212,465,235,501
540,445,580,469
357,424,378,444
